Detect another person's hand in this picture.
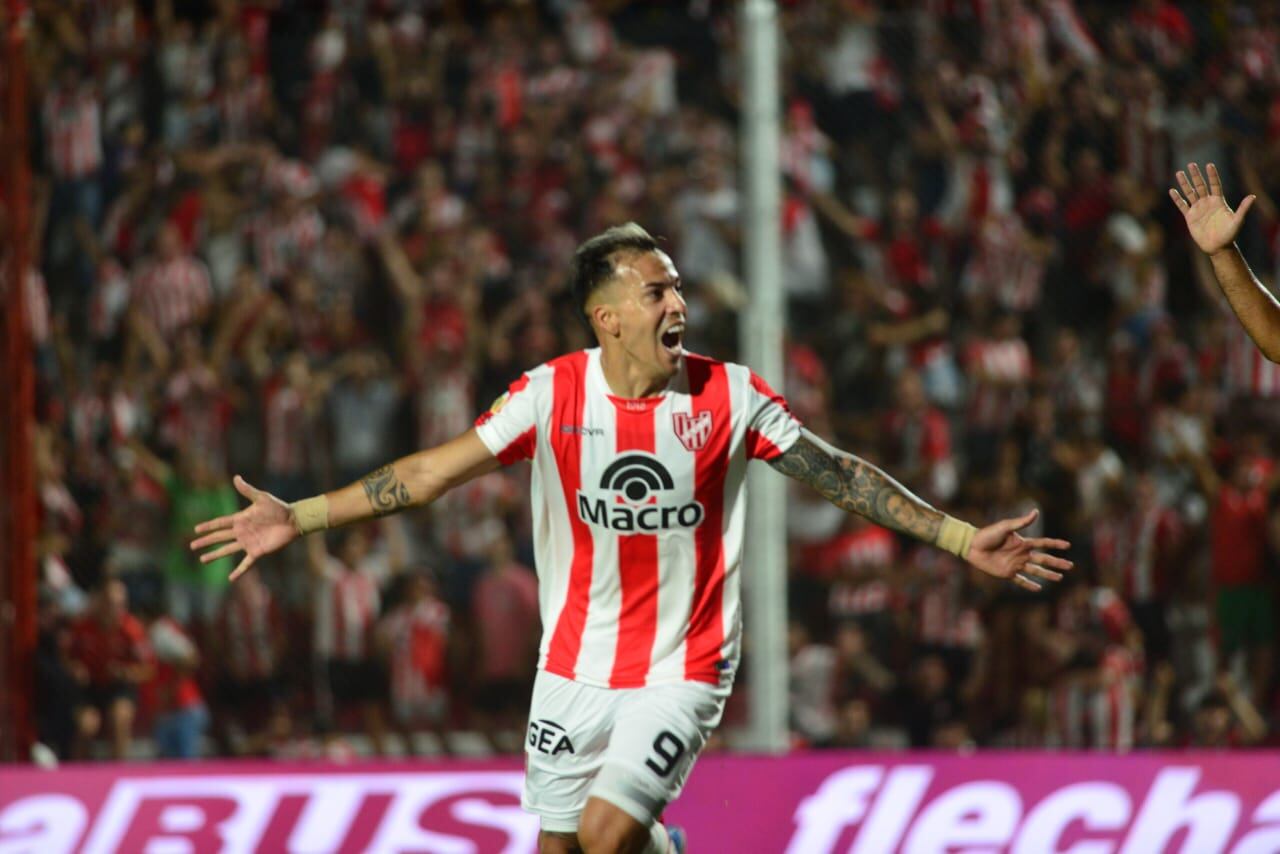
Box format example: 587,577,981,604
966,508,1073,591
1170,162,1256,256
190,476,298,581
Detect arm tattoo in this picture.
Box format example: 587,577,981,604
769,433,943,544
359,464,412,516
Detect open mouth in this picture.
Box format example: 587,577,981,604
660,323,685,356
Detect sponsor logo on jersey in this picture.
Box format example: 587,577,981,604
527,719,576,756
560,424,605,437
673,410,713,451
576,453,705,532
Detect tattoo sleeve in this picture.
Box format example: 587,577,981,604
768,432,943,544
359,464,413,516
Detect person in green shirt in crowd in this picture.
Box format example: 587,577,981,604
132,441,239,627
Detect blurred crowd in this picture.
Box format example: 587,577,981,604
13,0,1280,761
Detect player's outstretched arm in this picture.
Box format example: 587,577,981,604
1170,162,1280,362
190,428,501,581
768,430,1072,590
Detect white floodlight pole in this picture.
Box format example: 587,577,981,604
739,0,788,754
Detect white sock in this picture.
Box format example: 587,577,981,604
643,821,672,854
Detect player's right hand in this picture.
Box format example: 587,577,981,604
1169,162,1256,256
190,475,298,581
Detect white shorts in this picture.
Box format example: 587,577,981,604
522,669,730,833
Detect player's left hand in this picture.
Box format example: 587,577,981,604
1170,162,1255,256
966,508,1072,591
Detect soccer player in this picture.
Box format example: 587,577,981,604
191,224,1072,854
1170,162,1278,361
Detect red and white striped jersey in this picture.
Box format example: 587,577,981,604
263,381,311,477
217,579,279,682
960,213,1045,314
474,349,801,689
219,77,270,144
1225,319,1280,398
380,597,450,720
313,558,380,661
415,365,474,451
1093,504,1182,602
433,475,520,562
913,547,983,649
42,86,102,179
965,336,1033,429
1054,643,1139,751
131,256,213,337
248,207,324,284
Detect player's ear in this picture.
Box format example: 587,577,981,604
591,301,621,338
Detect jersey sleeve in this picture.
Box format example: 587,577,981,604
474,372,541,465
744,370,803,461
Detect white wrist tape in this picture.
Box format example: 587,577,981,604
290,495,330,535
937,515,977,560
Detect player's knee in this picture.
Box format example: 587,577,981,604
577,799,649,854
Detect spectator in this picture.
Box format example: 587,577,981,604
1190,446,1278,703
1188,673,1267,748
141,593,209,759
259,350,325,502
788,620,836,748
831,621,896,713
1092,470,1185,664
880,368,957,504
326,349,404,488
963,311,1033,471
128,221,214,343
22,0,1280,756
910,545,984,701
378,570,451,755
470,532,540,751
829,697,874,749
824,516,900,663
68,578,151,760
43,60,104,233
211,569,284,755
129,440,237,629
35,587,92,762
307,525,391,756
899,654,963,749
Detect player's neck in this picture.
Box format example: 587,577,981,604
599,348,669,399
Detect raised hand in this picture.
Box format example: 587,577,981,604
1170,162,1256,256
966,508,1072,592
190,475,299,581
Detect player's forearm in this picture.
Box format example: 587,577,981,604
294,431,501,533
321,451,453,529
1209,245,1280,362
769,433,945,544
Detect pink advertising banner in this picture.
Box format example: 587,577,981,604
2,752,1279,852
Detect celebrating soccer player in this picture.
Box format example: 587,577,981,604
1170,162,1280,362
191,224,1072,854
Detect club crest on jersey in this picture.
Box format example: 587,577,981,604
576,452,705,532
673,410,713,452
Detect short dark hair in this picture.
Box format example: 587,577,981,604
569,223,660,324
